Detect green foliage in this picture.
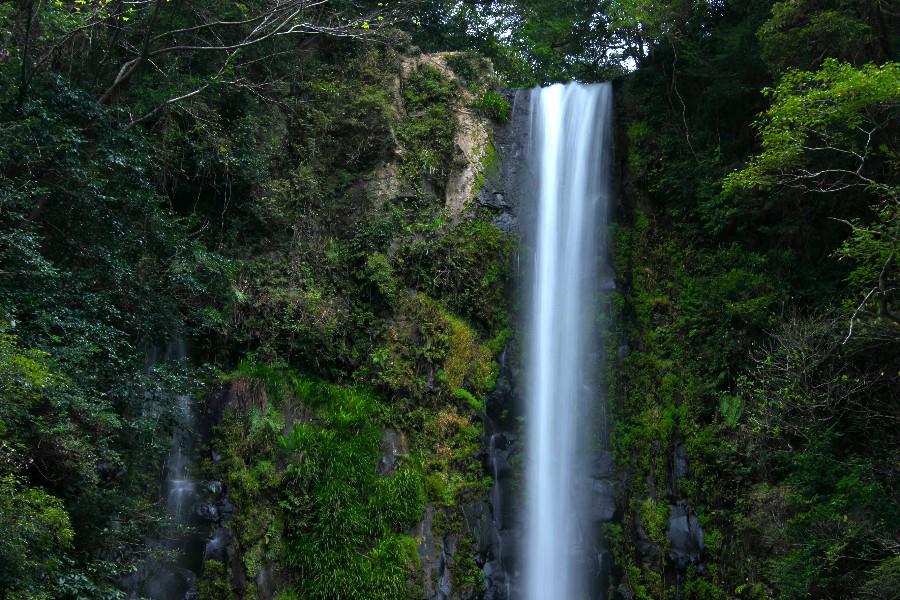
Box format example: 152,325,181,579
470,90,511,123
453,387,485,413
718,393,743,428
613,3,899,598
401,217,513,331
0,330,120,482
450,535,484,596
682,565,728,600
0,475,74,600
446,52,494,85
414,405,487,505
725,60,899,197
638,498,670,547
0,43,232,591
366,292,500,408
861,555,900,600
367,293,451,398
442,312,497,395
28,2,900,599
0,328,179,591
726,59,899,342
1,1,511,595
211,368,425,599
767,450,899,600
363,252,400,305
758,1,883,72
414,0,638,84
398,65,458,187
198,560,231,600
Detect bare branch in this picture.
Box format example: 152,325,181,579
126,85,210,129
843,287,877,345
97,0,403,104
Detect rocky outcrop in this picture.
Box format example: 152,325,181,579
589,451,619,524
482,346,523,600
378,428,408,475
666,501,704,571
623,442,706,598
411,343,522,600
476,89,529,235
366,52,498,222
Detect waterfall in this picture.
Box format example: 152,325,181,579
523,82,613,600
128,339,204,600
164,390,198,528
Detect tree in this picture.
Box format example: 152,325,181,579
757,0,898,73
413,0,717,84
7,0,408,122
725,60,899,341
0,475,75,600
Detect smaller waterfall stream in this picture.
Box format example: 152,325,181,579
133,340,204,600
165,392,198,527
488,432,512,599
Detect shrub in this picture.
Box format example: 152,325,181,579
471,91,511,123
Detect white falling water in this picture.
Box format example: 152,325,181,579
524,82,612,600
165,392,196,525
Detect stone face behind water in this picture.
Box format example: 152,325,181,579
588,451,619,524
483,560,511,600
589,479,618,523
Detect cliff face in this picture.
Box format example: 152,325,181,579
190,51,518,600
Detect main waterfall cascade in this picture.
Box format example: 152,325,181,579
522,82,613,600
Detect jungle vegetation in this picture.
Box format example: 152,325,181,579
0,1,897,599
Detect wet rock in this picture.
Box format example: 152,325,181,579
591,451,614,479
585,451,617,523
666,502,704,570
634,516,662,569
97,461,125,482
229,542,247,597
195,501,219,522
478,189,511,210
493,212,517,234
203,527,232,562
378,428,407,475
416,506,474,600
256,565,276,600
489,433,514,477
483,560,510,600
439,534,458,598
462,500,493,556
416,506,443,599
138,565,197,600
218,496,235,523
482,339,522,598
486,369,514,424
673,443,690,480
589,479,617,523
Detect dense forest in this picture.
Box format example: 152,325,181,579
0,1,897,599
